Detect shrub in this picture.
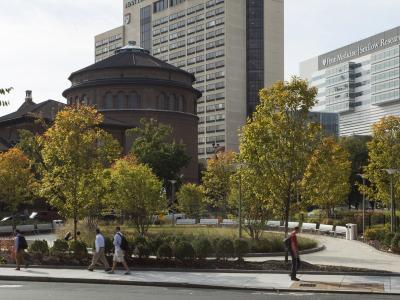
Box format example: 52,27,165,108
103,236,114,255
136,243,151,258
249,239,271,253
383,232,396,248
157,242,173,259
364,226,387,242
51,239,69,254
0,256,6,265
28,240,49,255
69,240,88,259
298,237,318,251
193,237,213,259
149,235,165,256
391,233,400,254
216,238,234,260
234,239,249,260
174,241,195,261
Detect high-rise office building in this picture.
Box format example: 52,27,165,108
95,0,284,160
300,26,400,136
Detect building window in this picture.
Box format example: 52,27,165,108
153,0,168,13
170,0,185,7
104,92,113,109
128,92,141,109
140,5,152,51
116,92,126,109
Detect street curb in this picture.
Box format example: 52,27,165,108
0,265,398,277
245,245,325,257
0,274,398,296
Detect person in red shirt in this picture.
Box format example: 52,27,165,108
289,226,300,281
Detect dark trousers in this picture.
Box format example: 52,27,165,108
290,252,300,278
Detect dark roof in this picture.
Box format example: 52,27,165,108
0,99,129,128
0,100,65,123
69,47,195,81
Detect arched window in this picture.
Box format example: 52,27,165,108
178,96,186,112
128,92,141,109
157,93,167,110
116,92,125,109
104,92,113,109
82,95,88,105
168,94,177,111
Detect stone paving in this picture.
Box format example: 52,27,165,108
247,233,400,273
0,267,399,294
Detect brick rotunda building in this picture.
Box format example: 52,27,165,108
62,43,201,182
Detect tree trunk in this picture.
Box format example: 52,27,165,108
73,218,78,241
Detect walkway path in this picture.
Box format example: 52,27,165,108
247,233,400,273
0,267,399,294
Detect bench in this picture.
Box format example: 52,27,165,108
266,220,281,229
16,224,35,234
199,219,219,226
221,219,238,226
36,223,53,232
334,225,347,237
301,223,317,232
317,224,334,234
176,219,196,225
0,226,14,235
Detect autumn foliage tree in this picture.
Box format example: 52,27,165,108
0,148,35,216
40,106,120,240
302,137,351,217
105,156,166,235
176,183,205,219
202,151,236,217
240,77,320,238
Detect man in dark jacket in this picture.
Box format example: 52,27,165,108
289,226,301,281
14,230,28,271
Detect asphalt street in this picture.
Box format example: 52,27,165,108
0,282,398,300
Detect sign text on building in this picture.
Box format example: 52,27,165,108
125,0,146,9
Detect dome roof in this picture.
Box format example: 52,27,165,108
69,44,195,81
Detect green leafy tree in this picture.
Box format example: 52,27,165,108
129,118,190,184
239,77,320,237
105,156,166,235
302,137,351,217
202,151,236,217
340,135,372,209
229,167,271,240
40,106,120,240
176,183,205,219
361,116,400,208
17,130,45,180
0,148,35,216
0,87,12,106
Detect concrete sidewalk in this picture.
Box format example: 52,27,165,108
0,267,399,295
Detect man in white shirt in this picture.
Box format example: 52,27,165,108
108,226,130,275
88,228,111,272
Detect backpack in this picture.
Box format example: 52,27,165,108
283,236,291,250
19,236,28,250
117,233,129,252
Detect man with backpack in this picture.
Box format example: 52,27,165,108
288,226,301,281
14,230,28,271
108,226,130,275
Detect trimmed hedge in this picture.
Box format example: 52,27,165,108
157,242,173,259
28,240,49,255
193,237,213,259
174,241,195,261
216,238,234,260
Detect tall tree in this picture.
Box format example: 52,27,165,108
176,183,205,219
340,135,372,209
105,156,166,235
202,151,236,217
129,118,190,184
0,87,12,106
361,116,400,208
302,137,351,217
40,106,120,240
0,148,35,216
229,167,271,240
240,77,320,238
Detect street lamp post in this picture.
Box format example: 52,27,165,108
168,179,177,226
383,169,399,233
357,173,367,238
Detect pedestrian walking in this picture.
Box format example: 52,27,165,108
289,226,301,281
88,228,111,272
14,230,28,271
108,226,130,275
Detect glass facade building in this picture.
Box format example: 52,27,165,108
300,26,400,136
95,0,284,160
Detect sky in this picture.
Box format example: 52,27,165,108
1,0,400,116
